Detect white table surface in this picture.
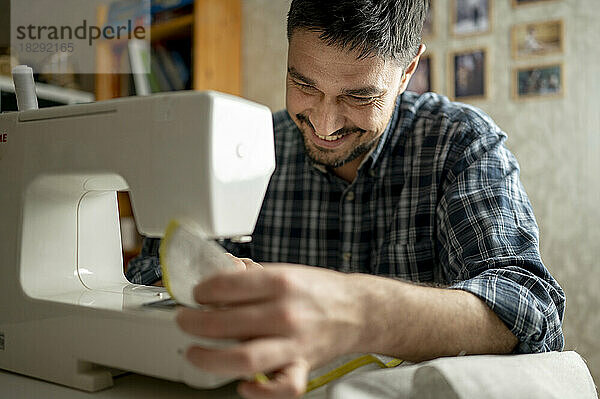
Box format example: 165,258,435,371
0,370,242,399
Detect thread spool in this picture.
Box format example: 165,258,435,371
12,65,39,111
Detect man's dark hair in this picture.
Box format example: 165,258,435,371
287,0,429,67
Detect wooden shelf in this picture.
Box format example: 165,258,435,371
193,0,241,94
95,0,241,100
151,14,194,42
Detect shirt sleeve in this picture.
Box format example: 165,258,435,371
125,237,162,285
436,116,565,354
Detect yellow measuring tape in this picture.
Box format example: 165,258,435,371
159,220,178,299
253,355,403,391
305,355,403,392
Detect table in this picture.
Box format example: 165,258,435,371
0,370,242,399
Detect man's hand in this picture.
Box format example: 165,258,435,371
175,259,518,399
176,264,365,399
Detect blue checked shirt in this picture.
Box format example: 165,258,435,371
127,91,565,354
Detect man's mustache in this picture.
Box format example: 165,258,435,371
296,113,367,137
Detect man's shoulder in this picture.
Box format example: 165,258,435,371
399,91,506,155
395,92,511,176
402,91,502,137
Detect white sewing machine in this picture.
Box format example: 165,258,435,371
0,90,275,391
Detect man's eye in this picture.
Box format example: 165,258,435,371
348,96,376,105
296,82,317,92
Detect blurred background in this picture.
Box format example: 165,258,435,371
1,0,598,386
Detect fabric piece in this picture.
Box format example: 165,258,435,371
160,220,239,307
327,351,598,399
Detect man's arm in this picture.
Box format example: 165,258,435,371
350,273,518,361
125,237,162,285
435,114,565,354
176,264,517,399
176,116,565,399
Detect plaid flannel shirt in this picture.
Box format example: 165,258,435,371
127,91,565,353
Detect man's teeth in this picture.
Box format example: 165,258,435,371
316,133,343,141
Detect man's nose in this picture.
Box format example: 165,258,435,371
309,97,345,136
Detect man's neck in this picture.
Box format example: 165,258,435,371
332,133,385,183
332,155,366,183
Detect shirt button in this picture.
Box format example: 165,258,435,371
342,252,352,262
346,191,355,201
369,169,377,177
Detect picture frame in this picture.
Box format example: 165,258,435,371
512,0,556,7
450,0,492,37
407,54,433,95
423,0,434,39
513,63,563,100
449,48,488,101
511,20,564,59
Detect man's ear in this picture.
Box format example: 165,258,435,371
398,44,427,94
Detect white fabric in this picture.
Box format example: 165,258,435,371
325,351,598,399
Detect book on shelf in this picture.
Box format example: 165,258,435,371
106,0,151,31
151,0,194,14
167,49,190,87
151,0,194,24
150,48,173,92
125,40,191,95
128,39,152,95
155,44,188,90
99,0,204,96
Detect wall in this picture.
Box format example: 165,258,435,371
241,0,600,384
242,0,290,112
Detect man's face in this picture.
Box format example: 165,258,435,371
286,29,405,169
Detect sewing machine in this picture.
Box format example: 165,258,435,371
0,91,275,391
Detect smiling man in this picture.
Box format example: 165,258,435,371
286,28,406,183
127,1,565,398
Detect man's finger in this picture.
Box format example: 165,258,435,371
185,337,298,377
237,360,309,399
225,253,247,271
224,254,263,271
239,258,264,270
193,269,291,305
177,302,296,339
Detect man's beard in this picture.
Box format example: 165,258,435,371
296,113,378,168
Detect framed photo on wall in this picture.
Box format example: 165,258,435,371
513,63,563,99
423,0,434,38
511,20,564,59
512,0,556,7
407,54,433,94
449,48,488,101
450,0,492,37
